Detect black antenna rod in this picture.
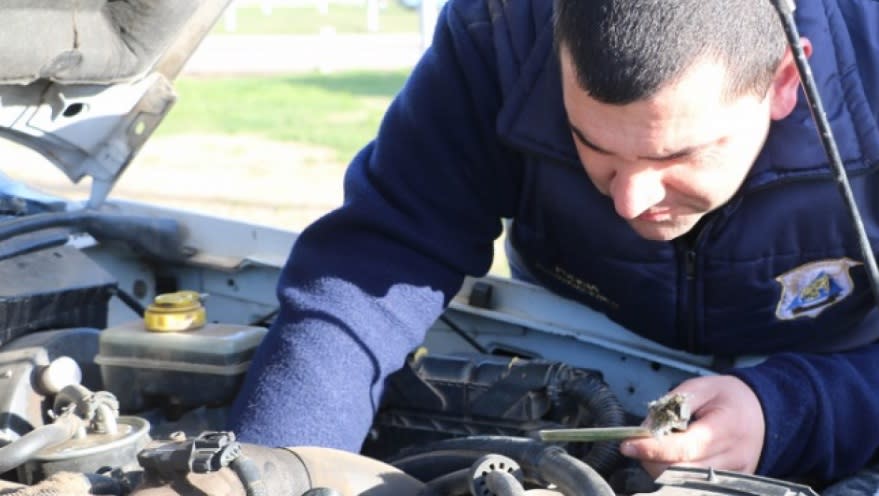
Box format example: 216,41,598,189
769,0,879,308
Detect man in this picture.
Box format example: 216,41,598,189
230,0,879,488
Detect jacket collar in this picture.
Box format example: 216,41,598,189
495,0,879,191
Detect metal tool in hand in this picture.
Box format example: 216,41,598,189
539,426,653,443
538,392,691,443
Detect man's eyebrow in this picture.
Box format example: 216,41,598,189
569,124,612,155
568,122,706,161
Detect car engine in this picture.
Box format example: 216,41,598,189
0,202,820,495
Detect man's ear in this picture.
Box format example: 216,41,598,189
769,37,812,121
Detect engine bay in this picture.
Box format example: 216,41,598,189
0,1,835,491
0,197,820,495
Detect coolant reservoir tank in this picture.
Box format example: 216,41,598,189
95,291,267,412
144,290,206,332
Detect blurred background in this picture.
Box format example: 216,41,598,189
1,0,508,274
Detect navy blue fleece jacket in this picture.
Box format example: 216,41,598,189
230,0,879,482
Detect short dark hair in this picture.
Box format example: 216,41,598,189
553,0,786,104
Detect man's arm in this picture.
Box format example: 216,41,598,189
227,1,523,450
731,345,879,479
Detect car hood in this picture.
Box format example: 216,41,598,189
0,0,231,207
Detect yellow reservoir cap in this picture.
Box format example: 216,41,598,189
144,290,206,332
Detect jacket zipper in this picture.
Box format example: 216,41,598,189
677,215,717,354
683,247,698,352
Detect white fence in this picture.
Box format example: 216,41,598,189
221,0,441,50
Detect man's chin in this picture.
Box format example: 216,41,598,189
627,218,698,241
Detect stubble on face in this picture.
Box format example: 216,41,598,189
560,49,773,242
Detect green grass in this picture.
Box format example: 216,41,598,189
157,70,511,275
158,71,411,162
215,3,420,35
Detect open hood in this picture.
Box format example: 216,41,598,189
0,0,232,207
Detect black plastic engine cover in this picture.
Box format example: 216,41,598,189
0,245,116,345
363,352,618,461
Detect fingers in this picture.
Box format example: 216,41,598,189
663,377,721,412
621,420,719,464
619,375,766,478
623,421,747,480
621,378,722,464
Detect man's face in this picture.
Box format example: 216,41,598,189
560,51,773,241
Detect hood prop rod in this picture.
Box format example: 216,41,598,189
769,0,879,308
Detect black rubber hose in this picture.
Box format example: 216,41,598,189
390,436,543,465
565,374,627,475
0,210,79,242
485,470,527,496
534,447,613,496
230,455,267,496
390,436,614,496
392,451,485,482
0,414,81,473
418,468,471,496
0,229,68,262
0,210,187,260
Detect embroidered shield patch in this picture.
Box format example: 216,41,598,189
775,258,861,320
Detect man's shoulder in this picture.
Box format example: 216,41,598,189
447,0,551,26
446,0,552,59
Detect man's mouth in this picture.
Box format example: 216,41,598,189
636,208,673,222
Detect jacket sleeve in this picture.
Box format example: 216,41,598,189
228,1,522,450
730,340,879,481
733,0,879,481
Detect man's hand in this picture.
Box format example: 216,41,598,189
620,375,765,479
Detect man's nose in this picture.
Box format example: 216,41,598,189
609,167,667,219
